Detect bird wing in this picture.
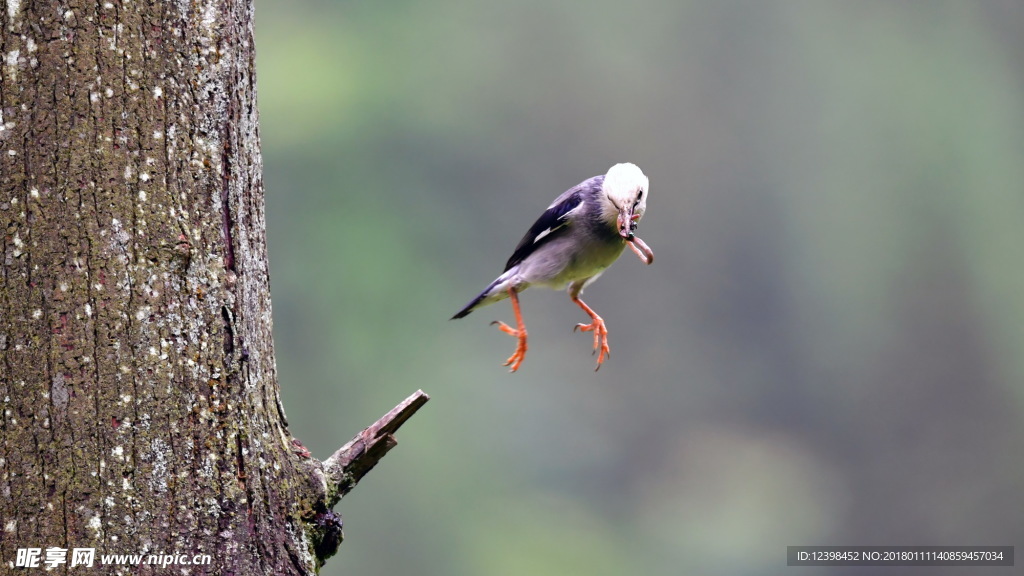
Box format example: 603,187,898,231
504,176,601,271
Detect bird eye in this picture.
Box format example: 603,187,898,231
637,190,644,201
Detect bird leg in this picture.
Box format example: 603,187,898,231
490,288,528,372
571,296,610,370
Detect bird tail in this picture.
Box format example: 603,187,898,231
451,290,489,320
451,273,513,319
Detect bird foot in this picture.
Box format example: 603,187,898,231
573,315,610,370
490,321,528,372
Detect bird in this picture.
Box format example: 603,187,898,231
452,162,654,372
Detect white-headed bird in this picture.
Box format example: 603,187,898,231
452,162,654,372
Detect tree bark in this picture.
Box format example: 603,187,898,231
1,2,424,574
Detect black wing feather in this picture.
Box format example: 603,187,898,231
504,189,584,271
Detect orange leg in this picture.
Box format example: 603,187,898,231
571,296,610,370
490,288,528,372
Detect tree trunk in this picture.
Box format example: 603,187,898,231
1,2,424,574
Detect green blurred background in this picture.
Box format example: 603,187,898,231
254,1,1024,574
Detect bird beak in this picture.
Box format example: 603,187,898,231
616,206,635,239
617,206,653,264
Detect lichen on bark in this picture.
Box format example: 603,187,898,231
1,1,328,573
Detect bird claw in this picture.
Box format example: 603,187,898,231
490,320,518,336
574,317,610,370
492,321,528,372
503,341,527,373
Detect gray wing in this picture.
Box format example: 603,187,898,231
504,175,603,271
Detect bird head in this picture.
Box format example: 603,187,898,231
601,162,649,237
601,162,653,263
